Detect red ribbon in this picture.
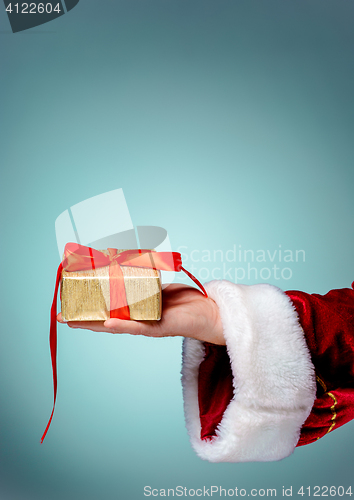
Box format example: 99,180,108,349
41,243,207,443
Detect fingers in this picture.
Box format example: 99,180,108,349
68,321,108,332
57,312,111,332
103,318,161,336
57,311,162,337
68,319,159,336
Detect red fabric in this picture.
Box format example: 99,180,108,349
42,243,207,444
286,285,354,446
197,283,354,446
198,343,234,440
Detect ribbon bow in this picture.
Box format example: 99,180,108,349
41,243,207,443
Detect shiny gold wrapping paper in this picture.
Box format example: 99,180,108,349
61,250,162,321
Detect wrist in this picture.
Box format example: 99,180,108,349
202,297,225,345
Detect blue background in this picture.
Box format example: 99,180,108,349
1,1,354,499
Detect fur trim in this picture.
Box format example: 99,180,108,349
181,281,316,462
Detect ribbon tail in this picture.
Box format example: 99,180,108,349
180,266,208,297
41,262,63,444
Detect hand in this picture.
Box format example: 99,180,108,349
57,284,225,345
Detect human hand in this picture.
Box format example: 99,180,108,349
57,284,225,345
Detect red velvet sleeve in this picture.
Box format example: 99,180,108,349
286,283,354,446
197,283,354,446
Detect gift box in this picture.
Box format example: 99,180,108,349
61,249,162,321
41,243,208,443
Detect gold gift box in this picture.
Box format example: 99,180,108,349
61,250,162,321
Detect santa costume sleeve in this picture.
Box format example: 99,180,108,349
181,280,354,462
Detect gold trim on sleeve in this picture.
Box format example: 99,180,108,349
316,376,338,437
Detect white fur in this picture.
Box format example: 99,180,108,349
181,280,316,462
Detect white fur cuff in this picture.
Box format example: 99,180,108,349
181,280,316,462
